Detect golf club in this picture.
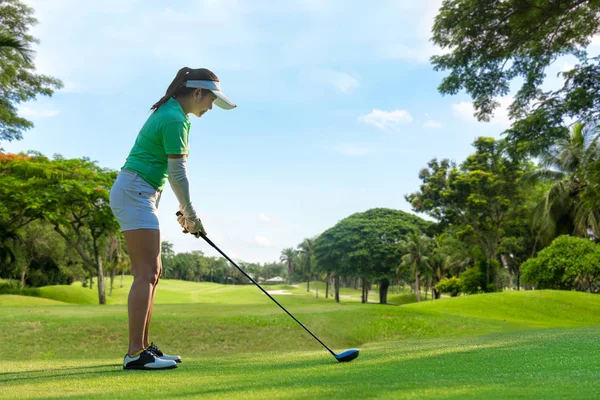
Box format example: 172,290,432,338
176,211,359,363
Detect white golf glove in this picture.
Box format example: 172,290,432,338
177,211,207,237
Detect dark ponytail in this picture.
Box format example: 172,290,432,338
150,67,220,112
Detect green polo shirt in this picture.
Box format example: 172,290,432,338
122,98,191,190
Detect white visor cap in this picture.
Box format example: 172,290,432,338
185,80,236,110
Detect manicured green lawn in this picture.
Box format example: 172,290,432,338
2,326,600,399
2,282,600,399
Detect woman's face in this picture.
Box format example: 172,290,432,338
192,90,217,118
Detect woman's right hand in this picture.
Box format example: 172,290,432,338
176,212,207,236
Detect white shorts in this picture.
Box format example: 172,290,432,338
109,170,162,232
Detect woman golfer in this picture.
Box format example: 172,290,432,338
109,67,236,370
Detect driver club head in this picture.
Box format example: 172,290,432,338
335,348,359,362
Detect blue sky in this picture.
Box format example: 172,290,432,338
5,0,587,263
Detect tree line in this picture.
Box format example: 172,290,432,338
281,127,600,304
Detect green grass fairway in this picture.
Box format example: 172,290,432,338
2,282,600,399
2,326,600,399
25,277,427,305
39,278,318,305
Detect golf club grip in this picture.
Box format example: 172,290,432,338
200,234,337,357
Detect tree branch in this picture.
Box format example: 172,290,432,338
53,223,96,269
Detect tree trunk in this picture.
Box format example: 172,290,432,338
361,281,365,303
120,269,124,288
379,278,389,304
93,238,106,305
414,268,421,302
334,274,340,303
486,257,490,287
362,279,370,303
517,271,521,291
109,269,115,297
500,254,512,290
288,262,293,285
97,262,106,304
315,275,319,299
306,278,310,292
325,274,329,298
20,270,25,286
89,271,94,290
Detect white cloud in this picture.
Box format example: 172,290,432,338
302,69,360,94
423,120,442,128
336,144,370,156
255,236,273,248
358,109,413,131
452,97,513,127
371,0,446,63
258,213,280,224
18,107,60,118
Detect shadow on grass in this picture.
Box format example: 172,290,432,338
0,364,122,383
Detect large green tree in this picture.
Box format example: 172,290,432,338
431,0,600,154
0,152,52,268
0,152,119,304
45,158,118,304
0,0,63,142
406,137,526,288
313,208,429,304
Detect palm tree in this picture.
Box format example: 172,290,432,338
0,31,33,63
532,123,600,241
279,248,297,285
298,238,314,294
398,232,432,302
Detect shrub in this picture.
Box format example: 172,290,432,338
522,235,600,291
436,277,462,297
0,281,41,297
460,267,483,294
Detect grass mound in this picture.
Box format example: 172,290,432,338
0,295,67,306
38,285,105,305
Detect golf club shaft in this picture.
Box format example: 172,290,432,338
200,233,337,357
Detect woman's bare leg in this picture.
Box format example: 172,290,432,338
143,260,161,349
123,229,161,356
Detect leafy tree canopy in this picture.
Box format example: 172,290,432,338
432,0,600,154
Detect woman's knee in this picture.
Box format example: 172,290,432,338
134,265,161,286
